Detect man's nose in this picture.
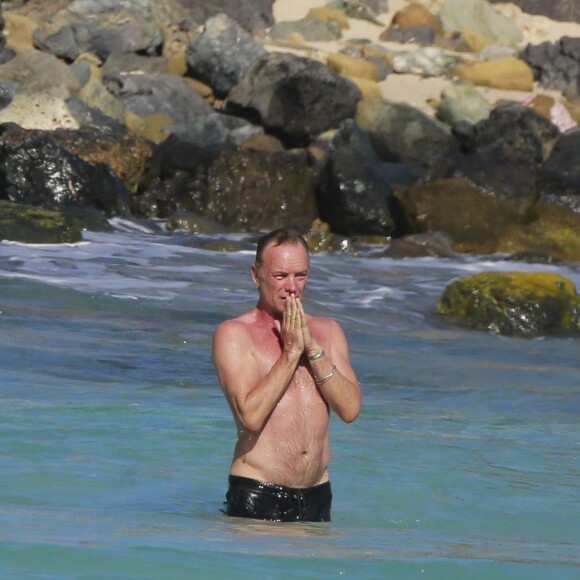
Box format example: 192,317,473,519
285,276,297,293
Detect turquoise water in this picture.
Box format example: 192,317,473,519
1,227,579,579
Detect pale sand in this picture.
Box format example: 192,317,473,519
271,0,580,115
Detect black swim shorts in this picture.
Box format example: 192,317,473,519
224,475,332,522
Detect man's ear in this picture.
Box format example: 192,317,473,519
251,264,260,286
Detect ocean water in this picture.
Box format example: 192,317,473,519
0,223,578,579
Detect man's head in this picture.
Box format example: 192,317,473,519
252,228,310,317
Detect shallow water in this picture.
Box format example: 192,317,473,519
1,226,579,579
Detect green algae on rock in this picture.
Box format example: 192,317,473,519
0,200,83,244
436,271,580,336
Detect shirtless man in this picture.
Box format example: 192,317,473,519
212,228,361,522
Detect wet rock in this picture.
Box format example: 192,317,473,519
0,124,131,217
494,202,580,262
435,271,580,336
396,177,528,254
185,13,266,98
382,231,456,258
226,52,361,148
46,126,153,195
316,120,402,237
519,37,580,93
165,210,230,234
0,199,83,243
135,135,226,218
204,148,318,231
356,95,456,166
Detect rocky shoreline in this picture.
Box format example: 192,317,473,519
0,0,579,265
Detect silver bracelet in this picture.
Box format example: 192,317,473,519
308,349,326,361
315,365,336,385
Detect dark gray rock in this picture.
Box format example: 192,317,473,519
0,200,83,244
426,103,559,201
104,72,213,122
66,96,128,135
175,0,275,34
536,128,580,213
0,124,130,217
226,52,362,147
356,97,456,166
0,81,18,111
33,8,163,61
382,231,456,258
166,112,264,146
203,148,318,231
489,0,580,23
317,120,402,237
519,36,580,92
185,13,266,97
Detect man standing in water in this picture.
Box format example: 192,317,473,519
212,228,361,522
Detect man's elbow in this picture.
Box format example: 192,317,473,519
339,400,361,423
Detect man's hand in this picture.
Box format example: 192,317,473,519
296,297,323,358
275,295,305,359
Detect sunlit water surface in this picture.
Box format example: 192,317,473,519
0,225,578,579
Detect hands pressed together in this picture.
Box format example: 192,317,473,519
275,295,319,361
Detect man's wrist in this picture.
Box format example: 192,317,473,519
308,349,326,361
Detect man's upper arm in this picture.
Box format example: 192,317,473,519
212,322,258,407
329,320,358,384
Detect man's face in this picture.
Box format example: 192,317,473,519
252,242,309,317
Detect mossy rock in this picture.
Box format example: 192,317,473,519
0,201,83,244
436,271,580,336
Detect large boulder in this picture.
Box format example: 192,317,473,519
0,199,83,243
185,13,266,98
396,177,529,254
316,120,402,237
436,271,580,336
356,95,456,166
536,128,580,213
429,103,559,202
0,124,131,217
203,148,318,231
226,52,362,148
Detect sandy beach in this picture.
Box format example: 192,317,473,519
271,0,580,115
